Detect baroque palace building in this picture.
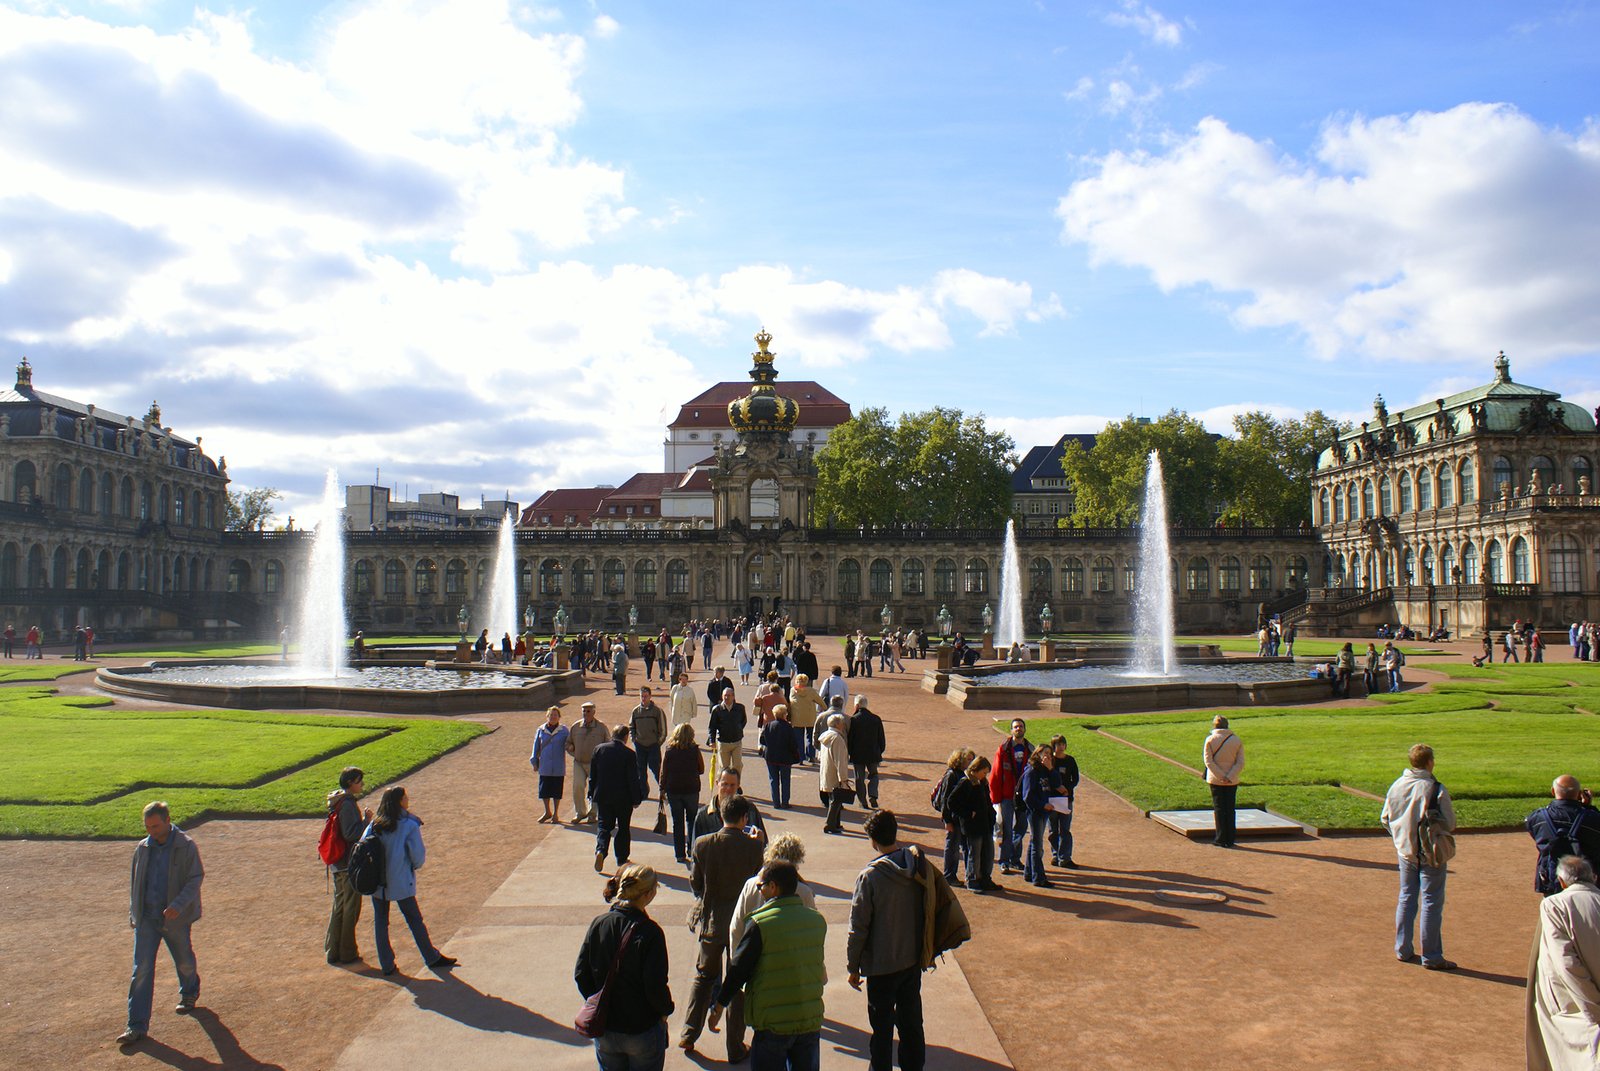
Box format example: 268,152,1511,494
1,342,1595,641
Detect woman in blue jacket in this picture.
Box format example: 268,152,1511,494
1018,747,1057,889
365,786,457,976
531,706,571,824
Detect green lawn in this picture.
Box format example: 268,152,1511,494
0,688,489,838
1020,663,1600,831
107,642,282,659
0,663,97,684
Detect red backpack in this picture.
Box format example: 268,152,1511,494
318,803,349,866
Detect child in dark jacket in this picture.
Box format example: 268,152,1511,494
945,756,998,892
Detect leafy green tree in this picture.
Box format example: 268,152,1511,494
814,407,1015,527
1219,410,1352,526
1059,410,1225,527
225,486,281,531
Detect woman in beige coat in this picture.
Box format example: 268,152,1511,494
787,673,823,764
816,713,850,834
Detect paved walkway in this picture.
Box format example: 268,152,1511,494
333,771,1011,1070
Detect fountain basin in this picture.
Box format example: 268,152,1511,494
97,661,582,715
939,656,1332,713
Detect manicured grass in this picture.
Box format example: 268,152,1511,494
1200,636,1445,658
1019,663,1600,831
108,642,282,659
0,688,489,838
0,663,97,684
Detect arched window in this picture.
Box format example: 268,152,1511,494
1345,484,1358,520
0,543,16,587
1530,456,1556,491
1460,542,1478,584
520,558,532,599
203,559,214,591
635,559,657,595
539,558,562,596
1361,480,1375,518
964,558,988,595
118,552,132,590
228,559,252,593
933,558,956,596
12,460,36,502
157,485,170,523
174,489,186,525
100,472,113,516
1185,557,1210,594
603,558,626,596
1382,552,1396,587
264,559,284,595
1439,543,1455,583
1249,556,1273,591
1123,561,1137,592
1571,456,1592,492
1398,472,1413,513
139,481,152,520
1493,456,1514,496
76,548,92,589
1286,555,1307,589
474,559,489,597
1403,546,1416,585
901,558,925,596
52,463,72,509
1332,488,1344,523
1318,488,1331,525
1459,458,1475,503
1029,557,1052,594
1436,462,1454,508
1420,545,1435,584
1091,556,1114,593
1062,557,1083,595
837,559,861,599
665,559,690,596
1379,476,1393,515
353,559,373,596
1511,537,1531,583
121,476,135,517
445,559,467,595
1486,540,1505,584
1323,554,1336,587
1218,555,1241,592
383,559,405,596
78,468,94,513
869,558,893,598
1416,469,1433,511
414,558,437,595
1350,551,1363,588
1549,535,1582,592
572,558,594,596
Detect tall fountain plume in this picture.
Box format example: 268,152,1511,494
995,518,1025,650
1130,451,1176,676
484,510,518,646
294,469,347,678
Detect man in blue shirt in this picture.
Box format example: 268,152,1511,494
118,801,204,1048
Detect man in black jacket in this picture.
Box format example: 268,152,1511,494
792,641,819,685
1527,775,1600,895
708,686,748,775
706,667,732,709
847,694,887,810
588,725,643,874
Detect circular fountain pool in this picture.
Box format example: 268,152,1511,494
970,661,1311,691
943,655,1334,714
97,661,568,715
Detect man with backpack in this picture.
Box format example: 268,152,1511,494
1380,744,1457,971
323,767,372,965
1526,775,1600,897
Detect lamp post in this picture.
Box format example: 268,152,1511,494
1039,603,1053,636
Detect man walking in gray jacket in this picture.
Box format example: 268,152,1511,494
847,810,926,1071
118,801,204,1047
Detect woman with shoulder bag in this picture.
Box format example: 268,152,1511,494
574,864,673,1070
659,724,704,864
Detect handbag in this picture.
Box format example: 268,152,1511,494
653,805,667,835
831,783,854,804
574,921,638,1038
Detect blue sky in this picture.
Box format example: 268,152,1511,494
1,0,1596,518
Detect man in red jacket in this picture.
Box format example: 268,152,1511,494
989,719,1032,876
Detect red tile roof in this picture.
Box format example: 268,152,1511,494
670,381,851,430
520,487,610,527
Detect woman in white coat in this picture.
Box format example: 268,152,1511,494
816,713,850,835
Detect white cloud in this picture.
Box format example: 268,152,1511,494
993,414,1114,449
592,14,620,38
1191,402,1302,434
1064,75,1095,102
1057,104,1600,364
1104,1,1184,47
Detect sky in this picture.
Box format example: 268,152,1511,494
2,0,1597,520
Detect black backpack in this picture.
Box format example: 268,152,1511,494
348,830,387,896
1535,809,1589,895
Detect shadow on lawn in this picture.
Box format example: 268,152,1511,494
1240,845,1397,871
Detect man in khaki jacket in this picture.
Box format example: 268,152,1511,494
565,703,609,824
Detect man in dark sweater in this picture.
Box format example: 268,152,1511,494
847,694,887,810
588,726,643,873
681,795,765,1060
708,686,748,776
324,766,372,965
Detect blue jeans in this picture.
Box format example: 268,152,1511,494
596,1018,668,1071
1022,810,1049,883
751,1028,820,1071
1049,810,1074,863
793,725,812,764
667,791,698,860
127,916,199,1031
853,762,880,807
373,895,441,972
943,824,963,883
596,804,633,865
766,762,792,808
963,830,994,890
996,798,1025,868
1396,859,1447,964
635,743,662,800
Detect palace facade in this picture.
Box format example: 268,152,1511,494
2,343,1596,642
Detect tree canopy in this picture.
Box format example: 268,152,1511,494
1219,409,1352,526
225,486,281,532
813,406,1015,528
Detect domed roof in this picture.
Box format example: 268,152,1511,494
728,329,800,436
